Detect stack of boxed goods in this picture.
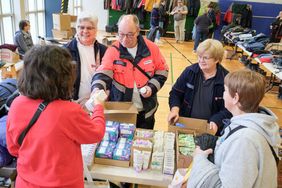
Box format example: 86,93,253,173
131,129,175,175
95,121,135,165
176,131,196,168
52,13,77,39
94,102,138,167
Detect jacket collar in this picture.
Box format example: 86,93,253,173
67,38,99,52
119,35,151,61
191,63,227,85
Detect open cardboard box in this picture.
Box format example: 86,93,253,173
52,13,71,30
168,117,214,169
0,49,20,64
104,102,138,124
52,29,74,39
94,102,138,167
176,129,196,169
168,117,214,135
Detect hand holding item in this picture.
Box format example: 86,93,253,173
193,146,213,158
167,107,180,125
85,89,108,111
194,133,218,162
140,86,152,98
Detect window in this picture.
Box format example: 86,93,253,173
25,0,45,42
69,0,82,15
0,0,15,44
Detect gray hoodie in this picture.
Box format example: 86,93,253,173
188,106,281,188
14,30,34,55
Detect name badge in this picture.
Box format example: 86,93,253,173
113,60,127,66
186,83,194,89
144,60,152,65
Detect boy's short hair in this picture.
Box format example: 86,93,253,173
224,69,266,113
196,39,224,63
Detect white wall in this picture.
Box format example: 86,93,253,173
82,0,108,31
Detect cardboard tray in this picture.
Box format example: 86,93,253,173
94,102,138,168
104,102,138,124
168,117,214,135
176,129,196,169
94,157,130,168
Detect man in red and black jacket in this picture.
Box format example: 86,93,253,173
92,15,168,129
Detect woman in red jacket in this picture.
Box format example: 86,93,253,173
6,45,105,188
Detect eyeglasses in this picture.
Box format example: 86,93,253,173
198,55,213,61
78,26,96,31
118,31,137,39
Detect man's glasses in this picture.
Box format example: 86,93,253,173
78,26,96,31
118,31,137,39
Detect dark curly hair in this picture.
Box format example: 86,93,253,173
18,45,75,102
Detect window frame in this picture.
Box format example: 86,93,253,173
69,0,82,16
25,0,45,40
0,0,15,44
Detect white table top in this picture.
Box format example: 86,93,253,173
90,164,173,187
236,43,253,56
255,58,282,80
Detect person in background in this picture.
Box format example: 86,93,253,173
65,11,107,105
193,10,212,52
148,3,160,43
270,11,282,43
207,3,217,38
168,39,232,136
155,0,168,44
14,20,34,55
6,45,106,188
188,69,280,188
170,0,188,43
92,14,168,130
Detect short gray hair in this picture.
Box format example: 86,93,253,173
76,11,98,29
117,14,139,29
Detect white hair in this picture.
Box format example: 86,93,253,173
76,11,98,29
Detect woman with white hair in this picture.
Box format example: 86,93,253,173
65,11,107,104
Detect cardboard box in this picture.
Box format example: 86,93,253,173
94,157,130,168
0,49,20,63
176,130,196,169
52,29,73,39
52,13,71,30
70,15,77,22
94,102,138,167
169,117,215,169
168,117,213,135
104,102,138,124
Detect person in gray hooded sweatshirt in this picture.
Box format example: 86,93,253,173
14,20,34,55
188,69,281,188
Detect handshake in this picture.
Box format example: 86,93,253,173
85,89,108,111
